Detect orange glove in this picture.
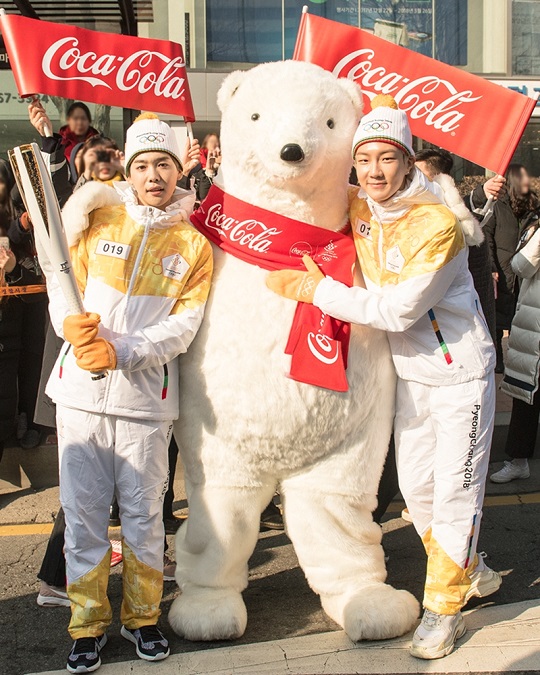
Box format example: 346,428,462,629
74,338,117,372
63,312,101,348
266,255,324,304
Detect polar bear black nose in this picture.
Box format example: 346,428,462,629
280,144,305,163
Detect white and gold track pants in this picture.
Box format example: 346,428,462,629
394,372,495,615
56,405,172,638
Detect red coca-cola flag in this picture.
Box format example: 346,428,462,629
0,13,195,121
293,12,536,175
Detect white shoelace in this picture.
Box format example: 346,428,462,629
422,610,443,629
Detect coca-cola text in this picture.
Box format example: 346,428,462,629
333,49,480,134
205,203,282,254
42,37,186,100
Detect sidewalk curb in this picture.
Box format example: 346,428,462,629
30,599,540,674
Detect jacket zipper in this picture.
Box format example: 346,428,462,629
127,220,151,298
370,204,384,273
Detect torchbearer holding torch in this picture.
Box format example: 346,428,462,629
17,114,211,673
0,11,209,672
8,143,106,381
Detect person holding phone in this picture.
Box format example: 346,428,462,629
75,137,126,190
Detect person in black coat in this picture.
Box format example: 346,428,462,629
0,159,47,458
417,149,498,344
471,164,539,371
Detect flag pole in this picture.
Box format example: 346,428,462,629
480,91,538,225
186,121,194,145
0,10,52,137
302,5,309,13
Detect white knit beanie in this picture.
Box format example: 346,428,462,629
352,95,414,158
124,112,182,173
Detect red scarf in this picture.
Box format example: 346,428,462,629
191,185,356,392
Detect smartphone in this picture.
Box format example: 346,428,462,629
0,236,10,250
96,150,112,163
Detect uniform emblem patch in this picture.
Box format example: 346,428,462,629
162,253,190,282
386,245,405,274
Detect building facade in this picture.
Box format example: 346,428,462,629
0,0,538,177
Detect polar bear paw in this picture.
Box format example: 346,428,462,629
169,586,247,641
322,584,420,642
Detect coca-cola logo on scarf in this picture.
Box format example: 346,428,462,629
307,332,340,365
333,49,480,134
190,185,355,392
204,202,283,254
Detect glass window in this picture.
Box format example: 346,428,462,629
284,1,359,58
360,0,434,58
512,0,540,75
206,0,504,74
206,1,283,64
434,0,468,66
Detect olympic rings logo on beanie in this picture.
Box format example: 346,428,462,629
137,132,166,144
125,112,183,172
362,121,391,132
352,94,414,158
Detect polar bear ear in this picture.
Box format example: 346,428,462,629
337,77,364,119
217,70,248,113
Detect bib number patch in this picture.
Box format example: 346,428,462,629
96,239,131,260
162,253,190,282
355,218,372,240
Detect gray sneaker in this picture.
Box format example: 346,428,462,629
121,625,169,661
66,634,107,673
490,460,530,483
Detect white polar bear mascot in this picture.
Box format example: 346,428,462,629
170,60,419,642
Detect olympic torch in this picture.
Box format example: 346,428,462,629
9,142,105,380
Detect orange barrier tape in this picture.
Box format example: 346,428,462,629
0,284,46,296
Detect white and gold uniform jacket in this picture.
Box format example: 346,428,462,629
43,181,213,421
314,170,495,385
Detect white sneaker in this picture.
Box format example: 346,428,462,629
410,609,466,660
401,508,413,523
464,554,502,603
490,460,530,483
37,581,70,607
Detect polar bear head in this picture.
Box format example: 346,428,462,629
217,60,363,199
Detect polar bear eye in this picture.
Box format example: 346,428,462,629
327,119,335,129
251,113,260,121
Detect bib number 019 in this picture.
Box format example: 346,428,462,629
96,239,131,260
